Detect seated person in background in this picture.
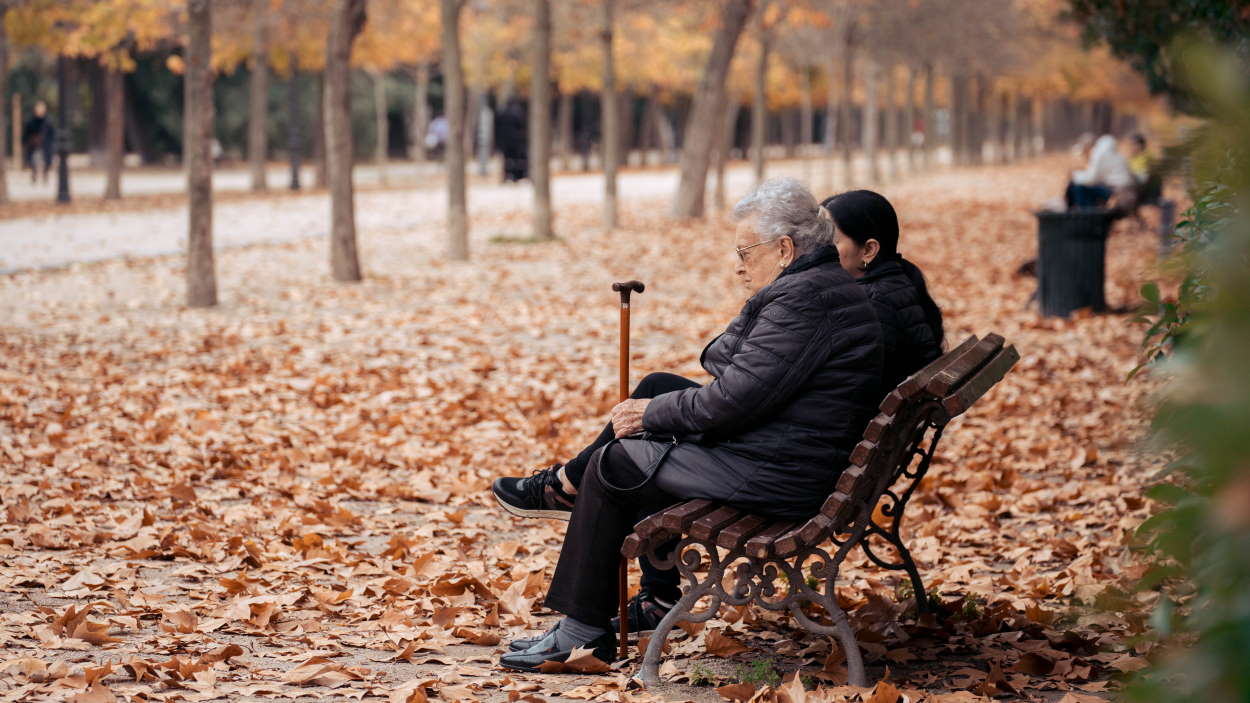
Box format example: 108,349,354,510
1126,133,1177,244
1065,134,1135,209
821,190,944,393
491,178,884,670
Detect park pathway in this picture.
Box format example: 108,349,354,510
0,152,934,274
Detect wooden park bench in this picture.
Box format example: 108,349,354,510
622,333,1020,686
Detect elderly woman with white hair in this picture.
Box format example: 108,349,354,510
494,178,884,671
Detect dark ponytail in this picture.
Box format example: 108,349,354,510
820,189,945,348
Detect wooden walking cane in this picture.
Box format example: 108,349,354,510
611,280,644,660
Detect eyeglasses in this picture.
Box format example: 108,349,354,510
735,237,783,263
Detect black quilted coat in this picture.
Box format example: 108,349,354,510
620,246,883,520
857,258,942,393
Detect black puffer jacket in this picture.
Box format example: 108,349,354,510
622,246,883,519
857,258,942,393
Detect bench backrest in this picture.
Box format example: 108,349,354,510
775,333,1019,554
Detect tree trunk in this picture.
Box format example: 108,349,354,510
922,62,934,169
799,68,813,154
863,59,879,183
671,0,752,218
600,0,619,229
750,37,770,183
971,73,986,165
104,66,124,200
372,69,388,184
530,0,553,240
883,63,897,182
558,89,574,170
713,102,738,211
288,62,302,190
411,63,430,161
839,23,855,188
314,73,327,188
441,0,468,260
951,73,966,165
905,64,916,172
325,0,366,282
185,0,216,307
10,94,20,181
248,0,270,191
0,9,9,204
999,89,1011,163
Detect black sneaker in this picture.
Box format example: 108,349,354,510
491,464,575,520
610,588,675,634
498,630,617,673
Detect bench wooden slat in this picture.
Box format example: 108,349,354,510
659,499,717,532
634,511,670,540
715,514,770,551
894,335,979,399
788,513,834,553
848,440,877,468
834,463,867,497
688,505,746,542
621,533,647,559
926,334,1005,397
744,520,798,559
942,345,1020,416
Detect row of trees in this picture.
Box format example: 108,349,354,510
0,0,1147,307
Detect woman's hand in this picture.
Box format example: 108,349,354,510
610,398,651,438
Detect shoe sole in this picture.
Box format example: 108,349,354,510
491,484,572,521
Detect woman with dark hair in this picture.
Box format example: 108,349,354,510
820,189,944,393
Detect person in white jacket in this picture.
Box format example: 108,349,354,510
1066,134,1135,208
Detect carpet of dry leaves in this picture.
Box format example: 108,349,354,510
0,157,1168,703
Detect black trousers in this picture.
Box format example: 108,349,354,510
562,372,701,486
543,441,682,628
559,372,700,600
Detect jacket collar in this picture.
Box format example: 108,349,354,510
859,257,904,284
777,245,840,279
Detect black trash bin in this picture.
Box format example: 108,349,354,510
1035,208,1116,317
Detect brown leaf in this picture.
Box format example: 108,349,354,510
865,680,902,703
716,682,757,701
72,682,118,703
71,619,121,645
704,628,750,657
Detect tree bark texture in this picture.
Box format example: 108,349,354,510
751,37,770,184
671,0,752,218
529,0,553,240
248,0,270,191
185,0,217,307
600,0,619,229
104,66,124,200
441,0,469,260
325,0,366,282
411,63,430,161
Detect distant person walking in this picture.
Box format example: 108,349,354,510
495,98,528,183
425,114,448,160
22,100,55,185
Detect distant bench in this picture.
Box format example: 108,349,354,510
623,333,1021,686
